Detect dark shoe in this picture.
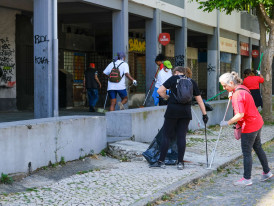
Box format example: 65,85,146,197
177,162,184,170
89,106,95,112
149,161,166,169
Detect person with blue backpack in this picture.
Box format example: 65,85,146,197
150,66,208,169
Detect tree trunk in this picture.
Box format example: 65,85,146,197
257,7,273,121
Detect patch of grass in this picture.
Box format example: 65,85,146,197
59,156,65,165
76,169,93,175
0,173,13,184
161,194,173,201
264,121,274,125
120,156,129,162
26,187,38,192
100,149,107,157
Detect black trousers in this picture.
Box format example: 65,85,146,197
241,128,270,179
159,118,190,163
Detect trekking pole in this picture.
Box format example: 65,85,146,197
191,107,203,129
257,53,263,75
205,122,208,168
103,92,108,111
207,94,232,169
142,67,160,106
205,90,226,102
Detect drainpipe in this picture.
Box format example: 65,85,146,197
53,0,59,117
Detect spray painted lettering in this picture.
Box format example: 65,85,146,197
128,38,146,53
207,64,216,75
175,55,184,66
35,56,49,65
0,37,16,87
34,35,49,44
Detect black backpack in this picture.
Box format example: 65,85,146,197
173,75,193,104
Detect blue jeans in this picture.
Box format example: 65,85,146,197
87,88,99,107
152,87,159,106
241,128,270,179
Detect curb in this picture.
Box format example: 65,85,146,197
132,152,243,206
132,137,274,206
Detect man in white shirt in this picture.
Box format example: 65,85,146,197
103,52,137,111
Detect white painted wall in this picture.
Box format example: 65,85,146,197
0,116,107,174
0,8,19,98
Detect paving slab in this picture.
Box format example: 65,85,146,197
0,125,273,206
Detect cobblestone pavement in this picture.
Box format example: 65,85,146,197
159,140,274,206
0,126,273,206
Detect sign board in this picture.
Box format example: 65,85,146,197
252,50,259,58
158,33,170,46
165,44,174,57
187,47,198,60
240,42,249,56
220,37,237,54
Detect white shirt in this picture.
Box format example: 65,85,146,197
103,60,130,91
155,68,172,88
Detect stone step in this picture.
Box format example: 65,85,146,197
108,140,149,161
107,136,132,143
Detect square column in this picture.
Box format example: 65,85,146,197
112,0,128,109
231,34,241,76
207,28,219,100
145,9,161,106
175,18,187,67
34,0,58,118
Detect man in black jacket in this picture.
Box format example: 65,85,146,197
84,63,101,112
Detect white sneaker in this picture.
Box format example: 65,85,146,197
260,171,273,182
233,177,252,186
118,102,125,110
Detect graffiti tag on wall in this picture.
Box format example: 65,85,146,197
128,38,145,53
207,64,216,75
34,35,50,70
175,55,184,66
0,37,16,87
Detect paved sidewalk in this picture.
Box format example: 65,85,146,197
0,125,273,205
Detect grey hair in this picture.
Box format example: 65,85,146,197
219,71,242,85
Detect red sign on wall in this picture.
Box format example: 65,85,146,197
158,33,170,46
240,42,249,56
252,50,259,58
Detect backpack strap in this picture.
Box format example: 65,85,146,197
116,62,124,78
235,87,251,94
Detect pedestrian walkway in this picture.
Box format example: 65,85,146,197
0,125,273,205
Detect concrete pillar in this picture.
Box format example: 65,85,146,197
248,37,252,69
112,0,128,109
231,34,241,76
34,0,58,118
207,27,219,100
112,0,128,58
175,18,187,67
145,9,161,106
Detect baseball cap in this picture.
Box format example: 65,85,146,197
163,60,172,69
89,63,95,68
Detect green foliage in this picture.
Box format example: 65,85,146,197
59,156,66,165
0,173,13,184
194,0,273,15
100,149,107,157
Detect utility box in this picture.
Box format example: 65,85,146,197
59,69,73,108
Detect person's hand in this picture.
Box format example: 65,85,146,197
257,70,260,75
133,80,138,86
220,120,229,127
153,78,157,82
202,114,208,124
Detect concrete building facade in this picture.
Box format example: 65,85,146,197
0,0,262,118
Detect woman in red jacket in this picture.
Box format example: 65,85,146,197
243,69,264,108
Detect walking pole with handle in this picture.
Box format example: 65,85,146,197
142,67,160,106
103,92,108,111
205,122,208,168
207,93,232,169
